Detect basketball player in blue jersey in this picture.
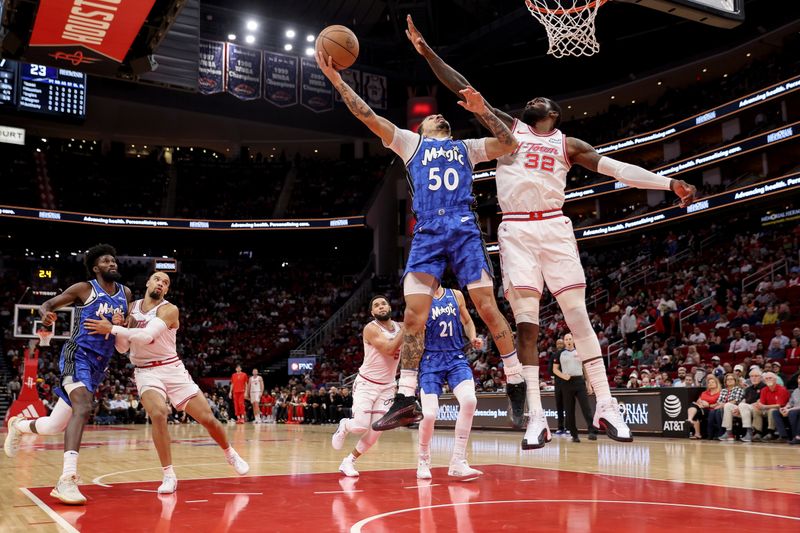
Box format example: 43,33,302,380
4,244,131,504
405,16,696,448
317,51,528,433
417,286,483,479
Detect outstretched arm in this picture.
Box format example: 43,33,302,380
567,136,697,207
455,290,483,350
458,86,517,160
316,51,395,145
406,15,514,129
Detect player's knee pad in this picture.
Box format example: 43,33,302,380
403,272,438,297
506,285,540,325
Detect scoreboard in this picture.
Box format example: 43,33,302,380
0,59,87,119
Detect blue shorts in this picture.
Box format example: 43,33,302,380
55,346,110,407
404,208,493,288
419,354,475,396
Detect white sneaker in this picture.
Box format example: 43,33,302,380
593,398,633,442
448,459,483,478
50,474,87,505
417,456,432,480
521,409,551,450
158,475,178,494
338,457,359,477
226,451,250,475
331,419,348,450
4,415,23,458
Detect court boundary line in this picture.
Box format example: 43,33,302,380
349,499,800,532
18,487,80,533
497,462,800,496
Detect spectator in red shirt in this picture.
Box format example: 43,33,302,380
756,372,790,441
229,365,248,424
687,375,721,439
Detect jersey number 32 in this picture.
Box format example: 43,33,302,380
524,154,555,172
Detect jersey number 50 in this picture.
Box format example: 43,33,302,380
428,167,459,191
524,154,556,172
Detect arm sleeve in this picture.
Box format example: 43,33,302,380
462,137,489,165
383,127,421,163
113,318,168,346
597,156,673,191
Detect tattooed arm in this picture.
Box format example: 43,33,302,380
458,86,517,159
316,51,395,145
406,15,515,130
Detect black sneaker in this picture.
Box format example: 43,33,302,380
506,381,527,428
588,433,597,441
371,394,423,431
572,435,581,443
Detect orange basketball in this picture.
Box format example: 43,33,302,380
315,25,359,70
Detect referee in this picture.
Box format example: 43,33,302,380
553,333,598,442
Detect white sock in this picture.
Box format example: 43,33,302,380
398,370,418,397
14,418,34,434
162,465,176,478
522,366,542,413
501,350,524,384
223,446,237,460
345,453,356,463
63,450,79,477
418,392,437,459
452,381,476,463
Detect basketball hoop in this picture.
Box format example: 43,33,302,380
525,0,606,58
36,328,54,347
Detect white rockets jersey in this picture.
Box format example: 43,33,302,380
249,376,264,394
495,120,571,212
128,299,177,366
359,320,402,384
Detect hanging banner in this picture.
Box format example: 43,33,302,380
334,68,361,104
27,0,157,74
198,40,226,95
300,57,333,113
226,44,262,100
263,52,298,107
362,72,387,110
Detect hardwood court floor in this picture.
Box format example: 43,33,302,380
2,423,799,532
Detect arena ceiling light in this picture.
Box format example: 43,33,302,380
245,35,256,44
286,29,296,39
246,20,258,31
228,33,237,41
305,47,315,56
284,43,293,51
306,34,315,42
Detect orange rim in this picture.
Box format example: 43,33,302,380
525,0,606,16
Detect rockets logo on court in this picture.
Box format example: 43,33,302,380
431,303,458,320
421,145,464,166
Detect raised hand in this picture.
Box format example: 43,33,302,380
41,311,57,327
315,50,342,83
405,15,431,56
672,179,697,207
457,86,487,114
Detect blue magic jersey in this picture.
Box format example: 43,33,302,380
424,289,468,357
407,137,475,216
63,279,128,362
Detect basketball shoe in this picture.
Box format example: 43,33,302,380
339,456,359,477
331,419,348,450
506,382,527,428
51,474,87,505
448,459,483,478
521,408,551,450
158,475,178,494
4,415,23,458
371,394,423,431
226,449,250,475
416,456,432,480
593,398,633,442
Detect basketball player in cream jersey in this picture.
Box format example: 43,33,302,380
331,295,404,477
85,272,249,493
406,15,697,448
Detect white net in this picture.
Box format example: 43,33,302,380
36,328,54,347
525,0,605,58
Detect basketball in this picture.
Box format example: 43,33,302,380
315,25,359,70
